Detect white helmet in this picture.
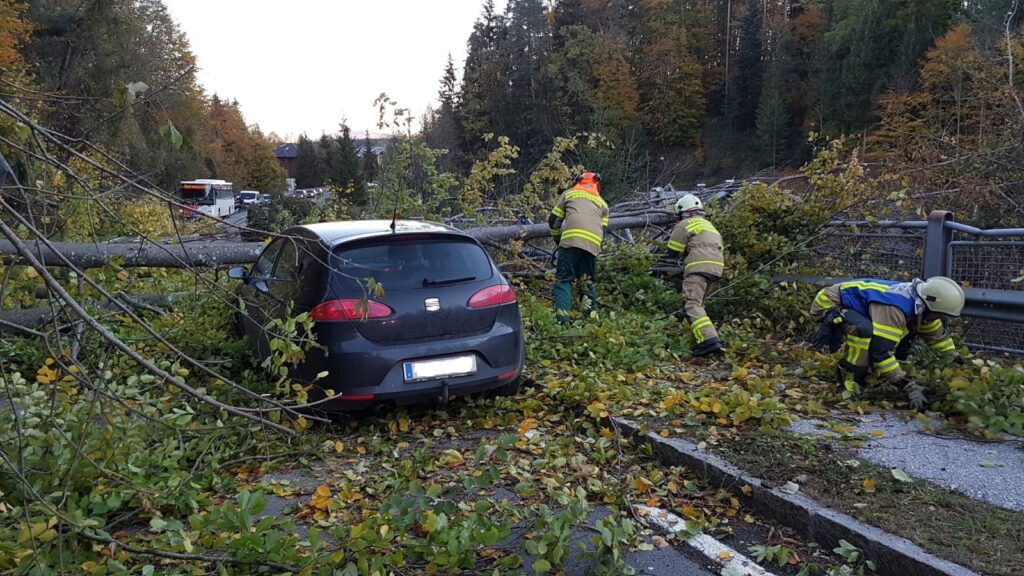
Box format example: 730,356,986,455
917,276,965,317
675,194,703,215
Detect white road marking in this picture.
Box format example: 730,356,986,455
633,505,777,576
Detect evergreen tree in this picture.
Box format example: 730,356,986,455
424,54,464,172
317,133,336,183
819,0,959,132
732,0,764,132
756,63,789,168
459,0,508,154
294,134,323,189
362,131,378,186
501,0,554,163
332,123,366,204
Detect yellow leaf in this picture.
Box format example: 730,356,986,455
439,449,464,467
295,416,308,430
334,440,345,453
862,478,877,493
177,368,190,377
741,485,753,496
871,430,885,438
633,477,654,493
81,561,100,573
658,429,670,437
17,521,50,544
718,550,733,561
398,418,410,432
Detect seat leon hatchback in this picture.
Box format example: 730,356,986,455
228,220,525,410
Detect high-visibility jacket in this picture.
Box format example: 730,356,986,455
666,214,725,278
549,183,609,256
812,279,957,381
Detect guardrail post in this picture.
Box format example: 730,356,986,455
922,210,953,278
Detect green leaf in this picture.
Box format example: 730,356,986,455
890,468,913,483
142,566,155,576
532,559,552,573
979,460,1004,468
149,517,167,531
159,121,183,150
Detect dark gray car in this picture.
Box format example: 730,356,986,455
228,220,525,410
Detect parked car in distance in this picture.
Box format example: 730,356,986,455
227,220,525,411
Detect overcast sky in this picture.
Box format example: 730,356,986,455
164,0,507,140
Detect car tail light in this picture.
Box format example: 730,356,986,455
497,369,520,381
310,299,393,321
467,284,517,309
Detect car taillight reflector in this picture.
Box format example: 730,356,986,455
310,299,393,321
468,284,517,309
497,369,520,381
339,394,375,401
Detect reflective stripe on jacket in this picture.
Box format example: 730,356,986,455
837,279,916,321
550,186,609,256
667,215,724,278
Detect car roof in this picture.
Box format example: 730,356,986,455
294,220,466,246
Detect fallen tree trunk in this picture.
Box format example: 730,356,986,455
0,292,191,335
463,213,676,243
0,240,266,269
0,214,676,269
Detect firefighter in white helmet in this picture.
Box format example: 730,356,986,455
652,194,726,357
810,276,965,409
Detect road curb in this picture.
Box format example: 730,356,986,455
611,417,978,576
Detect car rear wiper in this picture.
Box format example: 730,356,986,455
423,275,475,287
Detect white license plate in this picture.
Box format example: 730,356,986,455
403,355,477,382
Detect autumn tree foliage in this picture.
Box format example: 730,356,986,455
872,22,1024,225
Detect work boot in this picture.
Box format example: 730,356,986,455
691,337,724,358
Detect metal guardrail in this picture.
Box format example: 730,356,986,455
799,211,1024,354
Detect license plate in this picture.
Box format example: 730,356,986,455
403,355,477,382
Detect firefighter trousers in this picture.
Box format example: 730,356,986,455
553,247,596,323
683,273,719,343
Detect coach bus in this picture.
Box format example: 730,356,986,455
178,179,236,218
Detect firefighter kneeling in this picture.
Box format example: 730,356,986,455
809,276,965,409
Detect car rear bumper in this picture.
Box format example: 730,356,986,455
303,307,524,410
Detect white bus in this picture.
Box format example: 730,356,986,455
178,179,236,218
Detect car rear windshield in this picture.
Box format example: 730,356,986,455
331,237,493,290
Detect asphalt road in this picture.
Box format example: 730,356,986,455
791,411,1024,513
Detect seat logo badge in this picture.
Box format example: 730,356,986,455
425,297,440,312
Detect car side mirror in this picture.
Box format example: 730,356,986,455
227,266,248,280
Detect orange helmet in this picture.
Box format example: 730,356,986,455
575,171,601,185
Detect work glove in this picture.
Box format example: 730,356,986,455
899,378,931,411
812,309,845,352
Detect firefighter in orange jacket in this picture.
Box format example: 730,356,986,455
548,172,609,324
